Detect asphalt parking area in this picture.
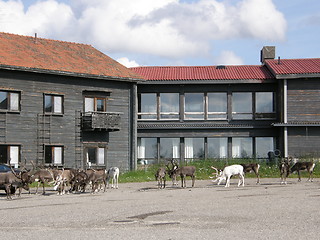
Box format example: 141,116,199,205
0,178,319,240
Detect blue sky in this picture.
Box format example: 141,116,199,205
0,0,319,67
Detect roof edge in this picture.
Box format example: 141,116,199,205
0,64,144,83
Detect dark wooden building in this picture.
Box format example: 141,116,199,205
132,47,320,163
0,32,142,170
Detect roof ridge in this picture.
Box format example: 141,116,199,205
131,64,263,69
266,57,320,61
0,31,92,47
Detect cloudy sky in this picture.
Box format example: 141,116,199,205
0,0,318,67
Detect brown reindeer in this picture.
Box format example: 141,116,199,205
241,163,260,184
290,161,315,182
279,158,290,184
155,167,166,189
167,160,196,188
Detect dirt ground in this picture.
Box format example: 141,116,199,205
0,177,319,240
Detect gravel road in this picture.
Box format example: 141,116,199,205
0,178,319,240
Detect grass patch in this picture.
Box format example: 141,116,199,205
119,159,320,183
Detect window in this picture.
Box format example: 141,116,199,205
232,138,253,158
44,94,63,114
0,91,20,111
255,137,274,158
84,97,106,112
207,93,227,119
184,138,204,160
0,145,20,166
138,93,157,120
185,93,204,119
86,147,105,165
232,92,252,119
45,146,63,165
138,138,157,159
255,92,275,119
256,92,274,113
160,93,179,119
207,138,228,158
160,138,180,159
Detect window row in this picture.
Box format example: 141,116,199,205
0,145,106,166
138,92,276,120
138,137,275,163
0,90,108,114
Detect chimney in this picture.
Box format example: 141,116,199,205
260,46,275,63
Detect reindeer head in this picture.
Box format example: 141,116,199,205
166,159,179,178
210,166,224,182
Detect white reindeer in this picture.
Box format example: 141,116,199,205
106,167,119,189
211,164,244,188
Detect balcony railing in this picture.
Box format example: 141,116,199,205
81,112,121,131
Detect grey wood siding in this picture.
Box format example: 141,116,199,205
287,78,320,121
0,69,135,171
288,127,320,157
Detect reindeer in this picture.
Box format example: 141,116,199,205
290,161,315,182
279,158,290,185
211,164,244,188
53,168,78,195
155,167,166,189
167,160,196,188
241,163,260,184
86,169,107,193
30,168,61,195
0,169,31,200
72,170,89,193
106,167,120,189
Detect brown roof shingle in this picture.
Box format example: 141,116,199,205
131,65,274,81
265,58,320,76
0,32,142,81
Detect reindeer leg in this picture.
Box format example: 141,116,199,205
225,176,230,187
297,170,301,182
42,182,46,195
255,171,260,184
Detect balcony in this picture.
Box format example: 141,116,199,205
81,112,121,131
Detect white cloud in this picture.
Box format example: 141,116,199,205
117,57,139,68
0,0,287,61
0,0,75,38
214,51,244,65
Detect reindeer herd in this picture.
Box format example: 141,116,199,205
156,158,316,189
0,157,317,200
0,164,120,200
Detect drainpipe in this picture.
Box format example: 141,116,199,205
283,79,288,158
131,83,138,170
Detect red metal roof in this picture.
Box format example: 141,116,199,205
131,65,274,81
0,32,141,80
265,58,320,75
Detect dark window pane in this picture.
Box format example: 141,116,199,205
87,148,97,164
45,146,53,164
44,95,52,112
0,92,8,110
96,99,105,112
0,145,7,164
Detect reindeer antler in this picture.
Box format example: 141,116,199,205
210,166,220,178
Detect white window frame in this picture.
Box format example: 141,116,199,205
44,94,63,114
